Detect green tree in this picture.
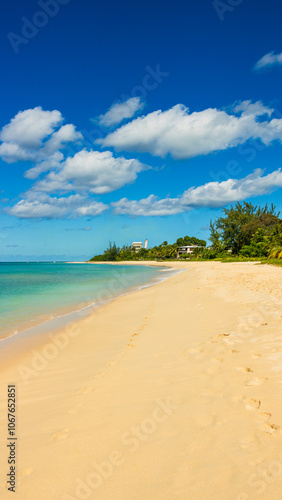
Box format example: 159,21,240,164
209,221,224,253
103,241,120,261
176,235,206,247
211,202,280,254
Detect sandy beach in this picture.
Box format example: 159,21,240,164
0,261,282,500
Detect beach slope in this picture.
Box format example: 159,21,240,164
0,261,282,500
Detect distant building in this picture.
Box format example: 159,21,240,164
131,239,148,252
177,245,202,258
131,242,143,252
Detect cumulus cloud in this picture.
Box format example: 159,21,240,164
32,150,148,194
8,193,108,220
0,107,62,150
112,195,183,216
41,124,81,156
112,168,282,216
1,107,149,220
99,101,282,159
0,107,82,176
180,169,282,208
8,168,282,219
24,152,65,180
98,97,144,127
0,142,34,163
232,100,273,117
254,51,282,70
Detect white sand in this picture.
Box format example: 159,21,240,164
0,261,282,500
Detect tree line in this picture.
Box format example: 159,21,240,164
90,202,282,262
90,237,206,261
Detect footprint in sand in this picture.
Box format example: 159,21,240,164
213,333,242,346
244,398,261,410
52,428,70,442
19,468,34,477
262,422,281,436
236,367,253,373
252,353,262,359
246,377,268,386
257,412,272,422
225,338,241,346
68,403,83,415
212,333,231,342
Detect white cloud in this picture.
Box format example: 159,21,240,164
99,101,282,159
0,107,62,150
254,51,282,70
0,107,82,175
41,124,81,156
0,142,34,163
75,202,108,217
7,168,282,219
232,100,273,117
98,97,144,127
180,169,282,208
24,152,65,180
8,193,108,220
112,168,282,216
112,195,183,216
32,150,148,194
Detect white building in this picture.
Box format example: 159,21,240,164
131,242,143,252
131,239,148,252
177,245,202,258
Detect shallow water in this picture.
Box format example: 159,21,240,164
0,262,170,339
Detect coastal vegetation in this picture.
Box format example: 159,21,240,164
90,237,206,262
90,202,282,265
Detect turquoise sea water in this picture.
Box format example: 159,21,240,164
0,262,169,339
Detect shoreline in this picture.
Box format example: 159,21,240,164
0,263,185,371
68,260,178,267
0,262,177,348
0,261,282,499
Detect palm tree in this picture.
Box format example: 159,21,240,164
269,246,282,259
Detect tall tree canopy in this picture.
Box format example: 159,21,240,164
211,202,281,254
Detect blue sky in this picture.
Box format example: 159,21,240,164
1,0,282,261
